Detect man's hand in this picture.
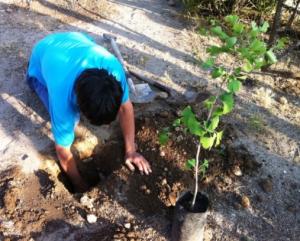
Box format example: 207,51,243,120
55,145,89,192
125,152,152,175
119,101,152,175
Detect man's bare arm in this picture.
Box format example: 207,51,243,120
55,145,88,192
118,101,152,175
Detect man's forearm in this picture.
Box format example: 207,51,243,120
55,145,87,189
118,101,136,154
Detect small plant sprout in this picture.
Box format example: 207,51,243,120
159,15,281,209
158,127,170,146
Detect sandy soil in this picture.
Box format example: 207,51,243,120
0,0,299,241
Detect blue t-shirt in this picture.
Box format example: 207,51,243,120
27,32,129,147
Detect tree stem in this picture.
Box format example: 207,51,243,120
191,143,201,209
190,76,228,209
268,0,284,47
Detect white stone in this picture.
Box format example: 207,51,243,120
87,214,97,223
124,223,131,229
80,195,94,209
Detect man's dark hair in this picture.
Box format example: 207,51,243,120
75,68,123,126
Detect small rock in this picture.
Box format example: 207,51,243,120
127,231,135,238
139,185,147,191
176,135,184,142
232,165,242,176
255,195,263,202
286,204,297,212
113,233,125,238
169,192,177,206
159,111,169,118
21,154,29,160
233,202,241,210
2,220,14,229
240,235,253,241
145,189,151,195
164,167,168,172
259,178,273,193
157,92,168,99
124,223,131,229
241,195,250,208
87,214,97,223
175,109,181,117
80,195,94,209
161,178,168,186
160,151,166,157
279,96,288,105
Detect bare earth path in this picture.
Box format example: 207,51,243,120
0,1,299,240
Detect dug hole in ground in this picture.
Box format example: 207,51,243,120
0,0,300,240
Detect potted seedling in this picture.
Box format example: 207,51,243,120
159,15,284,241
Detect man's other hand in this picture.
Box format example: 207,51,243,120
125,152,152,175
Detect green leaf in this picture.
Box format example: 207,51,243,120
227,78,241,93
220,92,234,114
207,116,219,132
202,57,215,69
225,37,237,48
200,135,216,149
242,60,253,72
249,40,267,54
233,22,244,34
172,118,181,127
159,132,169,145
203,96,216,109
186,159,196,170
275,37,289,50
250,22,259,37
210,26,228,40
266,49,277,64
200,159,209,174
234,67,242,75
211,67,225,78
181,106,205,136
181,106,194,126
210,19,216,26
163,127,170,132
188,118,206,136
224,15,239,26
253,57,266,69
198,27,208,36
251,21,258,31
237,75,247,81
215,131,223,147
207,46,224,55
212,106,224,117
259,22,269,33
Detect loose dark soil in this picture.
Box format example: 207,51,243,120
0,109,261,240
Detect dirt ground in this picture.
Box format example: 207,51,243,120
0,0,299,241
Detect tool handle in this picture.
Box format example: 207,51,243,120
110,40,136,94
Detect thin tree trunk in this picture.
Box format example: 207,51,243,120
286,0,300,28
268,0,285,47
